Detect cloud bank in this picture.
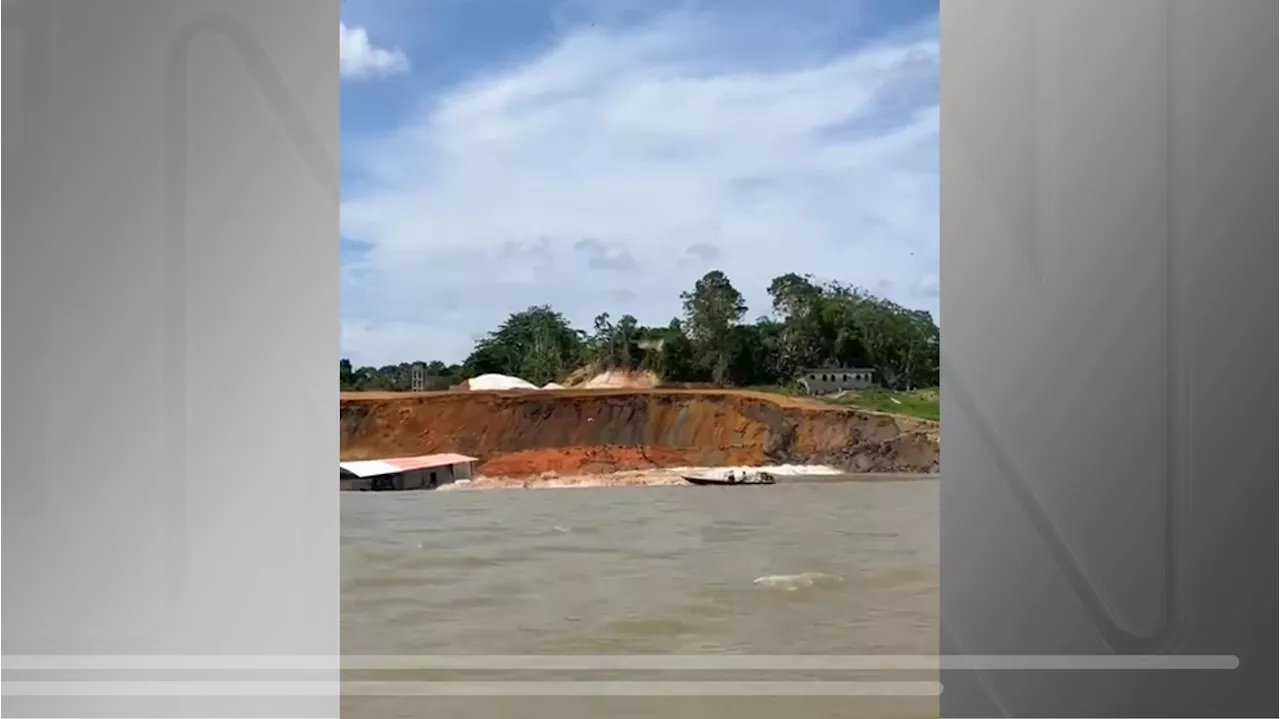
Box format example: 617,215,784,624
341,9,939,365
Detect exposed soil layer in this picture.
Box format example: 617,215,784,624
340,389,940,477
477,446,692,477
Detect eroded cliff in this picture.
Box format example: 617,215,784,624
340,389,940,477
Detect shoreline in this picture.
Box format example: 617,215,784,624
432,466,940,492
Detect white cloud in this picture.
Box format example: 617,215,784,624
340,23,409,79
341,12,939,366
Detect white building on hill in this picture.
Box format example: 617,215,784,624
798,367,876,395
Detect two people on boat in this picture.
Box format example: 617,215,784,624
724,470,775,484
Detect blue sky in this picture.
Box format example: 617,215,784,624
340,0,940,366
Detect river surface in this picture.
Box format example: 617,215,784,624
342,477,939,719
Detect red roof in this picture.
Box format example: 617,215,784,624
381,453,478,472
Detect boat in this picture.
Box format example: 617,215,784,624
682,471,777,486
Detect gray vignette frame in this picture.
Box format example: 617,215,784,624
3,0,341,717
940,0,1275,717
1,1,1276,718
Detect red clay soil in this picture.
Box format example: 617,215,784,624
477,446,692,477
339,388,940,477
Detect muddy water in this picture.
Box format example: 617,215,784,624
342,478,939,719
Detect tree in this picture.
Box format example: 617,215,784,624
766,272,826,375
615,314,639,370
339,270,940,393
339,359,354,389
590,312,616,368
680,270,748,385
463,305,585,386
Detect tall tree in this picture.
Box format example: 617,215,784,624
680,270,748,385
590,312,616,368
339,359,354,389
463,305,585,386
615,314,639,370
767,272,826,374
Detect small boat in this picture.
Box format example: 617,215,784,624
682,472,777,486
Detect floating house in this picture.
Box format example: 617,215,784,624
339,453,478,492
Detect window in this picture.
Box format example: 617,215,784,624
842,374,849,382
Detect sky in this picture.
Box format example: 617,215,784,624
340,0,940,367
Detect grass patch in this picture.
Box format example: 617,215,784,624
827,387,939,421
749,384,940,421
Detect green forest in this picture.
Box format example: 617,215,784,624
340,270,940,394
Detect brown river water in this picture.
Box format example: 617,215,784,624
342,476,939,718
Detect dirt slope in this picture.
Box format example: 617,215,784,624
339,389,940,477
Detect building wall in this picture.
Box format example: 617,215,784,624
393,465,461,490
429,465,456,488
799,369,875,395
340,476,370,491
398,468,427,490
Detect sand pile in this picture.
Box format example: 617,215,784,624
561,365,597,386
580,369,661,390
459,373,538,391
542,382,565,390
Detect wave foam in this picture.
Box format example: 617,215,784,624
752,572,845,591
670,464,843,477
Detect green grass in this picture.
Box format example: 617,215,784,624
750,384,940,422
826,387,939,421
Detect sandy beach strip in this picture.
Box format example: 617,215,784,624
437,465,938,491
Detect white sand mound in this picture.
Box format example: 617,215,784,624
542,382,565,390
462,373,538,391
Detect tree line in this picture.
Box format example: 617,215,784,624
340,270,940,393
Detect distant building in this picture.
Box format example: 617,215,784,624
798,367,876,395
339,453,478,492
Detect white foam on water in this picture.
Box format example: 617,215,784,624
752,572,845,591
669,464,844,477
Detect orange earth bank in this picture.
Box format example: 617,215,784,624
340,389,939,478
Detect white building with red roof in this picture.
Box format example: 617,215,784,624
339,453,478,491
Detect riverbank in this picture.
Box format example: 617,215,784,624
434,465,939,491
341,388,940,476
